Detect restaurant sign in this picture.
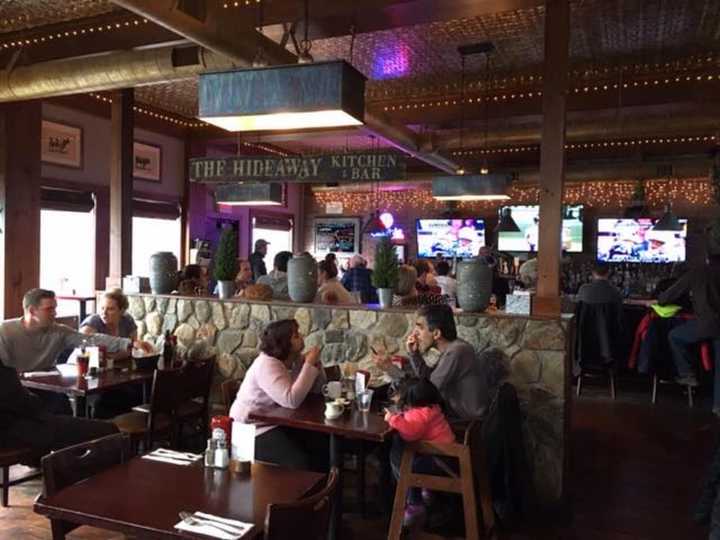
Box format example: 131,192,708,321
189,152,406,183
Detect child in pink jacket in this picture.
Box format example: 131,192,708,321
384,377,455,528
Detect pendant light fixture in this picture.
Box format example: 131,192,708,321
495,206,521,233
362,137,388,236
197,1,365,132
431,42,509,201
653,204,683,231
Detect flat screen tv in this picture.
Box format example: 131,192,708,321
497,205,584,252
416,219,486,258
596,218,687,263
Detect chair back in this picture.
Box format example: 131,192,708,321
180,356,216,411
220,378,241,413
264,467,339,540
147,367,186,445
41,433,131,498
574,300,623,370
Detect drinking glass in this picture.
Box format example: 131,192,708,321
357,389,374,413
76,356,89,378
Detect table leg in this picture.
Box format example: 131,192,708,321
79,300,88,323
329,433,343,540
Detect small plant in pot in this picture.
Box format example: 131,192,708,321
213,227,238,299
371,236,399,308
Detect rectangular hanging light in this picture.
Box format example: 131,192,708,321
432,174,511,201
215,183,283,206
198,60,366,132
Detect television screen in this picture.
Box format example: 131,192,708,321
314,218,360,254
416,219,486,258
497,205,584,252
596,218,687,263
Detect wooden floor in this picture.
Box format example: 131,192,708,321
1,385,717,539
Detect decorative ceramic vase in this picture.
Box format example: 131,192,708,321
149,252,178,295
287,254,318,303
378,288,393,309
217,280,235,300
456,258,493,312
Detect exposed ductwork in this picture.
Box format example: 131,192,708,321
110,0,296,66
0,45,232,102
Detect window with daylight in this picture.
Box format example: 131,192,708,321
132,216,182,278
252,214,294,265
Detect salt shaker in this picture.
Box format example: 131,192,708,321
214,439,230,469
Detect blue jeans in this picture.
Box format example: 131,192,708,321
668,320,720,407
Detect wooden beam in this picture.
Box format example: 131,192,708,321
533,0,569,317
108,89,134,287
0,102,41,318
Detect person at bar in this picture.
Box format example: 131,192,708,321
229,319,328,471
176,264,210,296
0,357,118,455
394,266,446,307
375,303,489,421
257,251,292,300
657,251,720,406
341,254,378,304
576,262,623,306
0,289,152,414
414,259,439,291
315,260,357,305
434,261,457,307
249,238,270,281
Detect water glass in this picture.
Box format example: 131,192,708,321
356,389,374,413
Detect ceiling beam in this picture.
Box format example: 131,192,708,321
110,0,296,66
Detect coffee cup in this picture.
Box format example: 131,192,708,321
324,401,344,419
322,381,342,400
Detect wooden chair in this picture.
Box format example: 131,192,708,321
176,357,216,440
40,433,132,540
0,447,41,507
220,378,241,414
264,467,339,540
112,368,184,453
388,421,495,540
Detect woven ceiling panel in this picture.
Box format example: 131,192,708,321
0,0,118,34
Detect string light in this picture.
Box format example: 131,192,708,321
223,0,262,7
88,93,209,128
452,135,717,156
314,177,715,213
0,16,149,50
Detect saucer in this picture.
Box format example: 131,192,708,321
324,411,343,420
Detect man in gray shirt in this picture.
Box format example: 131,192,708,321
577,262,623,305
376,304,489,421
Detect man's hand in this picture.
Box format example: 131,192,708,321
304,346,321,367
383,409,393,423
405,333,419,354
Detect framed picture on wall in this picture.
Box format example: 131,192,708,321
41,120,83,168
133,141,162,181
314,217,361,255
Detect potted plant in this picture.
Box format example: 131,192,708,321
371,236,399,308
213,227,238,299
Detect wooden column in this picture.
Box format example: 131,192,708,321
533,0,569,317
108,89,134,288
0,102,42,318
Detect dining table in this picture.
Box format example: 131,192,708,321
249,392,392,540
34,457,325,539
56,294,96,324
20,364,155,418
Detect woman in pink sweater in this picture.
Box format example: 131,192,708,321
384,377,455,528
230,319,327,471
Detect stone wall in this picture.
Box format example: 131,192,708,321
125,293,571,506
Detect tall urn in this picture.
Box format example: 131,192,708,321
149,252,178,294
287,253,318,303
456,258,493,312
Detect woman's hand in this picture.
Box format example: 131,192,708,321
304,346,321,367
383,409,394,422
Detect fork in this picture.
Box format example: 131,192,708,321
178,511,245,536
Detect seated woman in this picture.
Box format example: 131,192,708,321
234,259,254,295
176,264,209,296
315,260,358,305
414,260,441,294
230,319,328,471
80,289,137,344
394,265,446,307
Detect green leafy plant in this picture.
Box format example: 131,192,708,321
371,236,400,289
213,228,238,281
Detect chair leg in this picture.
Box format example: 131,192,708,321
387,448,414,540
609,372,616,400
651,374,658,404
576,373,583,397
1,465,8,507
459,449,480,540
473,446,496,536
688,385,694,408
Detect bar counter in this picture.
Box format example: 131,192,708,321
120,292,574,507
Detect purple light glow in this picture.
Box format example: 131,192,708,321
372,45,411,80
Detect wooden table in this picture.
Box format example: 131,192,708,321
56,294,96,323
34,458,324,539
249,393,392,540
20,367,154,417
